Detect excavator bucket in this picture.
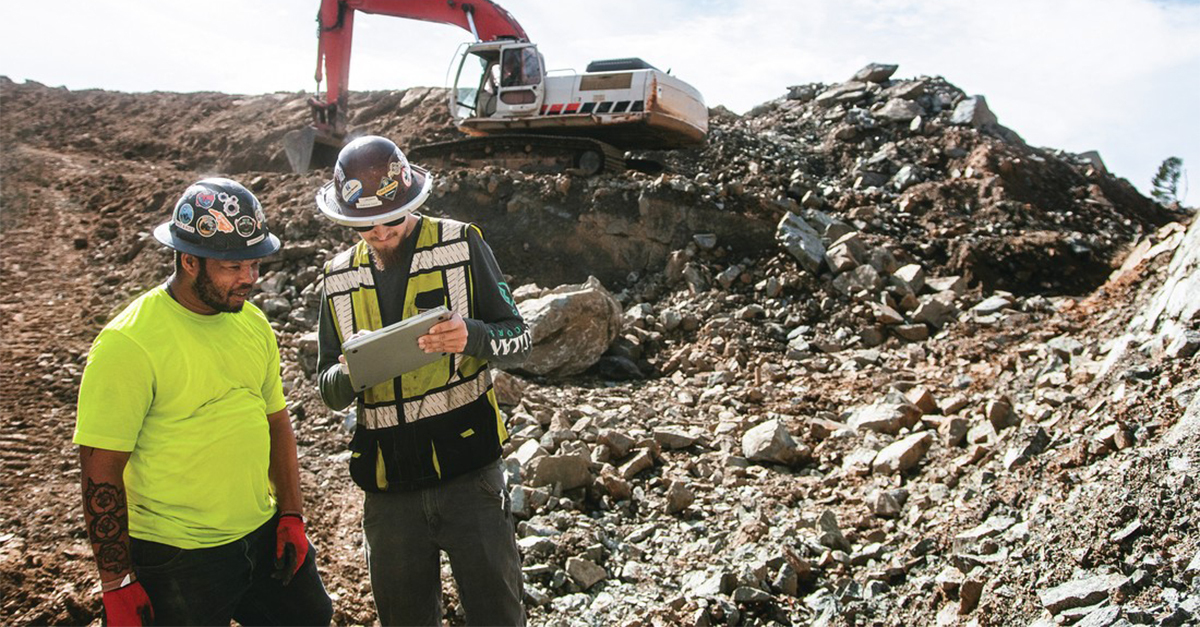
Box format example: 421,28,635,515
283,126,344,173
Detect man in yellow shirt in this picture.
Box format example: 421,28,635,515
74,178,333,626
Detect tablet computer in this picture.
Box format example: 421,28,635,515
342,306,452,392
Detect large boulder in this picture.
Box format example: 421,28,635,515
777,211,826,275
872,431,934,474
876,98,922,122
527,454,593,490
742,419,805,464
517,276,622,377
911,293,960,329
815,81,872,107
950,95,998,128
852,62,899,83
825,232,867,275
849,396,923,435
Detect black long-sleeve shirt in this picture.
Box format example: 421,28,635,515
317,216,530,410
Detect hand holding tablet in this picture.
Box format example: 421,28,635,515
342,306,452,392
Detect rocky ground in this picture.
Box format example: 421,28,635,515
1,62,1198,626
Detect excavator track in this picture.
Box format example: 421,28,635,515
408,134,627,176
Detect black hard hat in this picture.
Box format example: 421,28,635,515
316,135,432,228
153,178,282,260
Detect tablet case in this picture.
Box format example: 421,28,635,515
342,306,451,392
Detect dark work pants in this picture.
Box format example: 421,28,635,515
131,514,333,626
363,462,525,626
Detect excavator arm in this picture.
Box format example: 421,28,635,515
311,0,528,137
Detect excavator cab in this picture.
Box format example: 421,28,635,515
449,41,545,127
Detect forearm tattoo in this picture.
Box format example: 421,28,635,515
85,478,130,573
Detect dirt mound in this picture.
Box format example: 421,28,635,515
1,68,1197,626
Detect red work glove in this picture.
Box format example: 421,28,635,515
101,579,153,626
273,513,309,585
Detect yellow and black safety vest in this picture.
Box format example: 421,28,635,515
323,217,507,491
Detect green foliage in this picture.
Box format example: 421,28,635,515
1150,156,1184,205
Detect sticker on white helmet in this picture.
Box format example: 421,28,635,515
342,179,363,203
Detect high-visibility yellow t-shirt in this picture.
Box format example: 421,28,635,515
74,287,287,549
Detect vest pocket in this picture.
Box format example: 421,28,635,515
424,401,502,478
347,427,385,492
413,289,447,312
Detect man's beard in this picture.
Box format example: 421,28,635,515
196,260,248,313
371,244,406,271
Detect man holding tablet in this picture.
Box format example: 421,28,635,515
314,135,532,626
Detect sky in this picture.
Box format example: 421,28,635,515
2,0,1198,199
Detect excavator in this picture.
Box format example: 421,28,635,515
283,0,709,175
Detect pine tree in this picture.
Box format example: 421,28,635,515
1150,157,1184,206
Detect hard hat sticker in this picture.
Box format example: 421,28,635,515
356,196,382,209
208,209,235,233
342,179,363,203
195,190,216,209
217,192,241,216
197,215,218,237
245,234,265,246
177,204,194,225
377,177,399,200
236,216,257,237
255,206,267,229
388,153,414,187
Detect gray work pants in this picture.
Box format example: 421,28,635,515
362,461,525,626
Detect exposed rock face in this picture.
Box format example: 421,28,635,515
435,174,779,288
1141,214,1200,332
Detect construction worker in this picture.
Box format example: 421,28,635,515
314,135,531,626
74,178,333,626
